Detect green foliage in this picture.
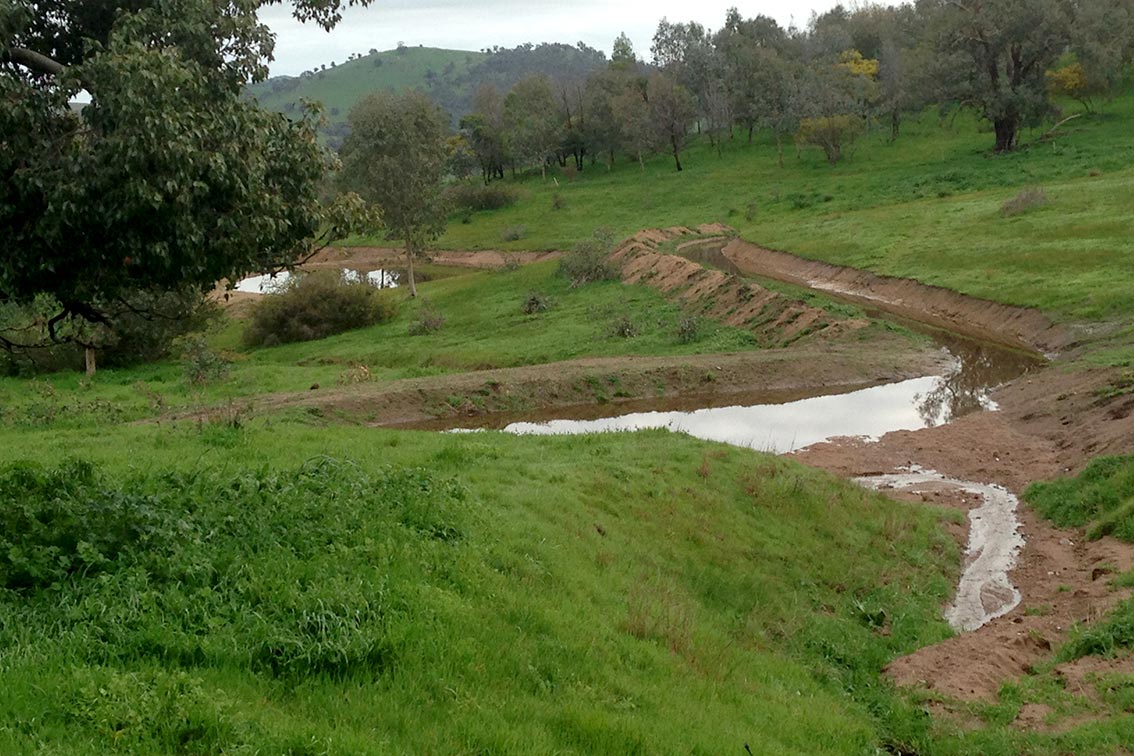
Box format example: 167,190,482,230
0,0,364,327
558,227,619,288
178,334,230,387
243,271,398,347
499,224,527,242
408,299,446,335
607,314,640,338
444,182,519,212
521,291,553,314
1026,456,1134,540
675,316,702,343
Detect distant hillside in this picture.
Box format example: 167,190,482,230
247,46,486,144
247,42,609,146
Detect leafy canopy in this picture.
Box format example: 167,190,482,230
0,0,372,335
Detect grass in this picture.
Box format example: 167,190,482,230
341,94,1134,350
0,425,960,754
0,261,766,428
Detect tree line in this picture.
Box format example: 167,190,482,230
446,0,1134,178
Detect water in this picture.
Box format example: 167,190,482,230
233,268,399,293
432,332,1039,452
857,469,1025,632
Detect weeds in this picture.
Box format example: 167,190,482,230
559,227,618,288
500,225,527,242
521,291,553,314
409,300,446,335
1001,187,1049,217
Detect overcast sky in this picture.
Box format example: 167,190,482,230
258,0,853,77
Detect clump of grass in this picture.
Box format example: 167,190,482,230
551,192,566,211
1025,455,1134,540
500,225,527,242
409,299,445,335
675,316,701,343
608,314,640,338
521,291,553,314
1000,187,1049,217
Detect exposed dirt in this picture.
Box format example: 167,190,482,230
716,234,1076,355
610,226,868,347
186,335,945,428
794,362,1134,706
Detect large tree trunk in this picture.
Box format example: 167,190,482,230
671,136,682,172
993,116,1018,152
84,347,96,376
405,240,417,298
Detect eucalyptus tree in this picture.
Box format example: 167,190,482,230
338,90,449,298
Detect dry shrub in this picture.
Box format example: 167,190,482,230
521,291,552,314
500,225,526,242
244,270,398,347
409,300,445,335
559,227,618,288
1001,187,1049,217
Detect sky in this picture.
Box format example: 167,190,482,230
258,0,855,77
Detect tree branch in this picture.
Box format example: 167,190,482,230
4,47,66,77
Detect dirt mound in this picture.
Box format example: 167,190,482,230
610,228,866,348
719,237,1074,355
307,246,558,271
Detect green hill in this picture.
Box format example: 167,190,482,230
247,46,487,141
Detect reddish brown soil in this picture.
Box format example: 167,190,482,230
305,245,558,271
795,363,1134,705
610,227,867,347
718,235,1075,355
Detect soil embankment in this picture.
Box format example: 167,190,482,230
610,226,867,347
716,236,1074,356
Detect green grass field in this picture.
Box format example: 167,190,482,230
343,95,1134,348
4,83,1134,753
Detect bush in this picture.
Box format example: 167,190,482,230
500,225,526,242
409,300,445,335
676,316,701,343
178,333,230,387
521,291,553,314
243,270,398,347
444,183,519,212
608,314,640,338
558,227,618,288
1001,187,1049,217
551,193,566,211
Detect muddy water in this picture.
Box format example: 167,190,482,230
437,332,1038,453
857,469,1025,632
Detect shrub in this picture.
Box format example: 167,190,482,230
522,291,552,314
178,334,230,387
559,227,618,288
676,316,701,343
551,193,566,210
444,183,519,212
608,314,640,338
795,114,864,165
500,225,527,242
1001,187,1049,217
409,300,445,335
243,270,398,347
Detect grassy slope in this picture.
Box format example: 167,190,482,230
372,95,1134,346
0,262,774,427
0,425,961,754
247,47,485,126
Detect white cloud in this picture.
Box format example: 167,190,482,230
260,0,854,76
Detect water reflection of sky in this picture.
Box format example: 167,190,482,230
500,376,995,453
233,269,398,293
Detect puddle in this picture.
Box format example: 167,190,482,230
857,469,1025,632
233,268,399,293
429,331,1039,452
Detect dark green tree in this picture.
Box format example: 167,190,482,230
0,0,370,352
